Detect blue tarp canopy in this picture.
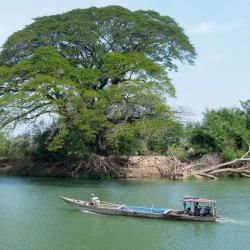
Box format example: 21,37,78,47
121,206,169,214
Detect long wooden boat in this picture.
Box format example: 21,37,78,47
59,196,217,222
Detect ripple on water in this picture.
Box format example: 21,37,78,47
218,217,250,226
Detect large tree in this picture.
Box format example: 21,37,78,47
0,6,196,155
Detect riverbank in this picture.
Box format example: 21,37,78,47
0,155,187,179
2,154,249,180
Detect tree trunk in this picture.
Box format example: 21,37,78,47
93,132,107,155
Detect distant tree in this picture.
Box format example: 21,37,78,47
0,6,196,155
0,132,8,158
187,102,250,161
239,99,250,115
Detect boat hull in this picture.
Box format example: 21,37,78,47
59,196,216,222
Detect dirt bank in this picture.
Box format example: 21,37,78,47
0,155,188,179
0,159,15,174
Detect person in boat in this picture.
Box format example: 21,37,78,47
194,202,202,216
90,194,100,206
194,202,198,215
183,201,192,215
203,206,211,216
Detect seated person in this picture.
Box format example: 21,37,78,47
194,202,199,216
203,206,211,216
90,194,100,206
183,202,192,215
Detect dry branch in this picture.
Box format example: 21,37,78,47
197,172,218,180
192,145,250,179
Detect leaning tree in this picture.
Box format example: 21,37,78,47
0,6,196,155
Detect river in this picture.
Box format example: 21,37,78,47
0,176,250,250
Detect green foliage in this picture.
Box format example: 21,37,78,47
117,136,143,155
106,118,183,155
0,134,34,160
0,6,196,157
141,119,183,154
27,127,67,161
0,6,196,69
186,102,250,161
0,132,9,158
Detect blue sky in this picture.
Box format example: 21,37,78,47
1,0,250,121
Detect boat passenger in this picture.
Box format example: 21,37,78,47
194,202,201,216
203,206,211,216
183,202,192,215
90,194,100,206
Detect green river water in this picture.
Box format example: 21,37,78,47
0,176,250,250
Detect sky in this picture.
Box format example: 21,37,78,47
0,0,250,122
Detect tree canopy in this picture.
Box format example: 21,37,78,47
186,102,250,161
0,6,196,155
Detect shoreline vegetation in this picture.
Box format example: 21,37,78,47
0,151,249,180
0,6,249,180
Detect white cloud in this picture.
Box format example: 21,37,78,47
191,20,244,34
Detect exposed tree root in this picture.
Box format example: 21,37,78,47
192,144,250,179
16,155,130,178
1,147,250,180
